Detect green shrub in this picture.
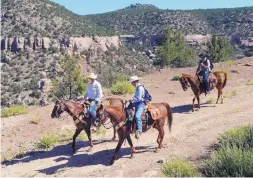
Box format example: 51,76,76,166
218,125,253,149
37,134,59,149
162,159,199,177
1,105,27,117
203,146,253,177
171,75,180,81
203,125,253,177
111,81,135,95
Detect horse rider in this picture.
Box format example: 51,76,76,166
196,54,211,94
80,73,103,128
127,75,146,139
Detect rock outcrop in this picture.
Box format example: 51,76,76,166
1,36,121,53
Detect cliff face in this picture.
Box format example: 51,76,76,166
1,35,121,53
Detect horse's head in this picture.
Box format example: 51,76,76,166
96,104,110,124
51,99,66,118
179,76,190,91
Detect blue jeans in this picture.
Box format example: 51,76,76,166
89,104,97,122
203,71,210,92
130,102,146,133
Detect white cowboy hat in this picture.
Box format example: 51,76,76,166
129,75,139,83
89,73,97,79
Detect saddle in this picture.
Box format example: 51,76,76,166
126,104,161,132
197,72,216,92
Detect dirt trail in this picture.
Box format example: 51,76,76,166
1,58,253,177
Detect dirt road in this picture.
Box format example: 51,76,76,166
1,58,253,177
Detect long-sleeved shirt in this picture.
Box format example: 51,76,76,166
132,83,145,103
83,80,103,101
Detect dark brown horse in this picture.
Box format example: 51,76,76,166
51,99,94,153
179,71,227,112
50,97,124,153
96,102,173,165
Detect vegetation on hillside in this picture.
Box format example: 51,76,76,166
157,29,197,67
209,35,235,62
2,0,252,37
51,55,89,99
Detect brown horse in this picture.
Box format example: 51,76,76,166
51,99,94,153
103,97,125,141
179,71,227,112
50,97,124,153
96,102,173,165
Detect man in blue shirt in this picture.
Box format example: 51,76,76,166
128,75,146,139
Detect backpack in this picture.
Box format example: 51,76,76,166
137,85,152,102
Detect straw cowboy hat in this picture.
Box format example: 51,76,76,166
89,73,97,79
129,75,139,83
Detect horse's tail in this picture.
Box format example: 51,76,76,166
162,102,173,132
222,72,227,89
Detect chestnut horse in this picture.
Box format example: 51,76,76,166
179,71,227,112
96,102,173,165
50,98,124,153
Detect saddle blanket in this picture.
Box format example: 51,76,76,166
146,104,161,120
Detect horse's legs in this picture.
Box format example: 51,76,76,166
126,134,136,158
112,126,117,141
84,126,94,152
216,89,223,104
110,135,125,165
192,96,196,112
197,95,200,109
72,128,82,153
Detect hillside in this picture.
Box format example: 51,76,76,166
1,0,110,37
1,1,253,37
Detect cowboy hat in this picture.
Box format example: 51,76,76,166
89,73,97,79
129,75,139,83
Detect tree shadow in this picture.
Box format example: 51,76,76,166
2,139,154,175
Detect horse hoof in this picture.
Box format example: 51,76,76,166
87,147,93,152
111,138,118,142
130,154,135,159
154,148,160,153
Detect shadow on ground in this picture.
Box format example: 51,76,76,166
2,139,155,175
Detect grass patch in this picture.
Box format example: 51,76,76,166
231,89,237,96
246,79,253,85
58,130,88,142
203,125,253,177
111,81,135,95
37,134,59,150
31,118,40,124
171,75,180,81
206,98,215,104
224,60,237,66
162,159,199,177
1,105,27,117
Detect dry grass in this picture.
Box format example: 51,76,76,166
246,79,253,85
206,98,216,104
224,60,237,66
31,118,40,124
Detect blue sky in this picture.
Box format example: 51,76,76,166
51,0,252,15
